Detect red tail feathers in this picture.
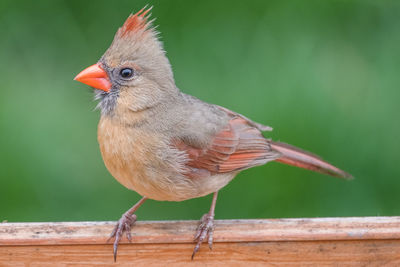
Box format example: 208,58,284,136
271,141,352,179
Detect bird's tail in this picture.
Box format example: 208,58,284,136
270,141,352,179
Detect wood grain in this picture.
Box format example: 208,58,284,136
1,217,400,266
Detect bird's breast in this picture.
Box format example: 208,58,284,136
97,116,202,201
98,117,150,191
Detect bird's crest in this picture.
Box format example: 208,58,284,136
119,6,153,37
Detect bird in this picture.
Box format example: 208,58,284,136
74,6,352,261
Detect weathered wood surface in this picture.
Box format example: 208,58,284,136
1,217,400,266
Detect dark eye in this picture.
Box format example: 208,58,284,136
120,68,134,79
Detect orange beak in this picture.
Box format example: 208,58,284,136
74,64,112,92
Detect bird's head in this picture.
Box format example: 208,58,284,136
75,7,177,117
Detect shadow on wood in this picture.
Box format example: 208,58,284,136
1,217,400,266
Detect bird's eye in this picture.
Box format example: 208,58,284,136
119,68,134,79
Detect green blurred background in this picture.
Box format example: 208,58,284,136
1,0,399,222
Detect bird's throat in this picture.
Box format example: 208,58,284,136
94,89,119,116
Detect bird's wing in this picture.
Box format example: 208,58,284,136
216,105,273,131
173,115,280,178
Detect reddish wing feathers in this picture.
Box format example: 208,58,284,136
175,117,279,178
174,113,352,180
218,118,278,172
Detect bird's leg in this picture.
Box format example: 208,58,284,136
192,191,218,259
108,196,147,262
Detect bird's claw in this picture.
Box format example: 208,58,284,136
192,213,214,260
107,213,137,262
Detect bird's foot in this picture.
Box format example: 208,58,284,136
107,212,137,262
192,213,214,259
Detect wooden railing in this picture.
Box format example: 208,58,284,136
1,217,400,265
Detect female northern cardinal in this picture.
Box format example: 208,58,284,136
74,7,352,260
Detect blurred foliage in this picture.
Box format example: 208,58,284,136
0,0,399,222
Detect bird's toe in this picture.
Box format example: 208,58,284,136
192,213,215,259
